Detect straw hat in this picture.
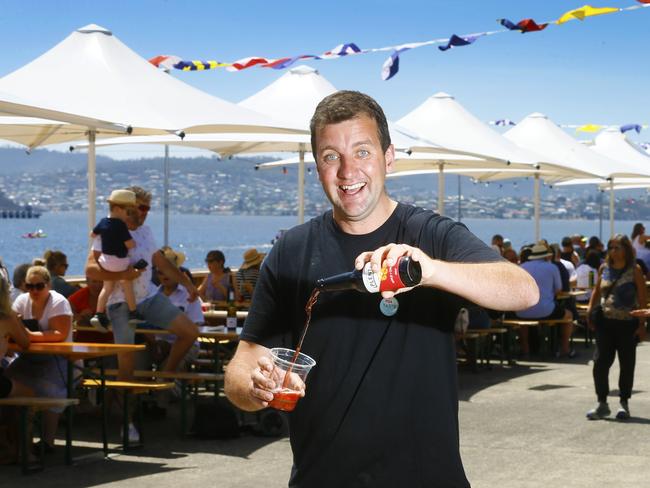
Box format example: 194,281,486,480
528,243,553,260
240,248,264,269
107,189,136,206
161,246,186,267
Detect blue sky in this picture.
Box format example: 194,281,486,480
0,0,648,159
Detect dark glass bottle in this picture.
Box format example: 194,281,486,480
316,256,422,293
226,288,237,330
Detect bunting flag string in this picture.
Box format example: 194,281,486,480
491,120,649,134
149,3,650,80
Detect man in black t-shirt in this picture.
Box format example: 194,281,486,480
225,91,539,488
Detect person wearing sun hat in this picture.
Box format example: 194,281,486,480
89,189,140,332
235,248,265,301
516,242,575,358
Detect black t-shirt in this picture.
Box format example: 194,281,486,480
241,203,502,488
93,217,132,258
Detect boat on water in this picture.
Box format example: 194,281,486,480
21,230,47,239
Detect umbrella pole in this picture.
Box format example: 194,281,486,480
599,189,603,241
437,163,445,215
609,180,615,238
87,130,97,241
457,175,461,222
298,145,305,224
163,144,170,247
534,173,540,242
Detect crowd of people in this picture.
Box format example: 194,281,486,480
0,185,264,460
490,225,649,420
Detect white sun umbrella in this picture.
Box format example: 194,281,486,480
505,114,650,238
584,128,650,189
0,24,301,235
396,92,592,239
396,93,586,216
237,65,336,223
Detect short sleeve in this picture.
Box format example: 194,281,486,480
49,292,73,318
11,293,29,317
91,235,102,252
415,214,504,263
67,287,88,313
185,297,204,324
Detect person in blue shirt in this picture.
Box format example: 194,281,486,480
517,242,575,358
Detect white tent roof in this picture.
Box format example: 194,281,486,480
239,65,336,129
504,113,647,182
0,91,131,144
591,128,650,176
0,24,301,141
397,92,553,168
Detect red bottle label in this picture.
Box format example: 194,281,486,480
379,259,406,292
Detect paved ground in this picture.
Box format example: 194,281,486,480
4,338,650,487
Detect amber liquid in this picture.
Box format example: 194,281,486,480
280,289,320,389
268,389,302,412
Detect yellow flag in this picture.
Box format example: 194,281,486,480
557,5,619,24
576,124,603,133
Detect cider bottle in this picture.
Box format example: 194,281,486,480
316,256,421,293
226,289,238,331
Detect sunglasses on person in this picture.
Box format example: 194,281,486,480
25,282,46,291
138,204,151,212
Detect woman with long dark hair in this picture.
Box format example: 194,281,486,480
631,223,647,253
586,234,646,420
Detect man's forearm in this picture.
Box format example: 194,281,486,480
424,260,539,311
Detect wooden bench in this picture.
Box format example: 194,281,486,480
90,370,223,436
458,328,508,370
0,397,79,474
82,378,173,451
499,318,575,359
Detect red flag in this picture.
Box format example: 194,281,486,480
518,19,548,32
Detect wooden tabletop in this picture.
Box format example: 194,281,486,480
557,290,589,299
9,341,145,360
202,310,249,319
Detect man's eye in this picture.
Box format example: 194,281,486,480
358,149,370,158
323,153,339,163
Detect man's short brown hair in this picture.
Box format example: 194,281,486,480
125,186,152,203
310,90,391,158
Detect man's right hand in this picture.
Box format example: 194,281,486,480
122,266,142,281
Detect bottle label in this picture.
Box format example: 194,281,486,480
362,263,380,293
226,317,237,329
380,259,406,292
361,259,407,292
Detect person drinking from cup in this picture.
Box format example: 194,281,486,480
225,91,539,488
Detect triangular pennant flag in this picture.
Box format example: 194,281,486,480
620,124,642,134
557,5,619,24
438,34,478,52
381,48,410,81
576,124,603,133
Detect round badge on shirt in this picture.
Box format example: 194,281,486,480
380,297,399,316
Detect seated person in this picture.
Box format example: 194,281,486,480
0,276,32,397
44,250,78,298
5,266,73,452
575,250,602,303
10,263,30,303
68,276,114,343
517,243,574,358
147,249,202,378
235,248,264,302
198,250,235,302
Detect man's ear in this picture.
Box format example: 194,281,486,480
384,144,395,174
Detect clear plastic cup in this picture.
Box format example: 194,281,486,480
268,347,316,412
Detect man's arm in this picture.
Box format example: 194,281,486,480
152,250,199,301
225,340,277,411
357,243,539,311
85,250,140,282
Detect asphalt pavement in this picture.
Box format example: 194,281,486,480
3,338,650,487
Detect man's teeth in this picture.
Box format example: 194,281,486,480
340,183,365,191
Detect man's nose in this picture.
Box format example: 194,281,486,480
336,154,356,178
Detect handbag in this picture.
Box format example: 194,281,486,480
589,270,622,326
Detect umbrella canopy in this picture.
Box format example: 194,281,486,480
0,24,302,234
506,114,650,237
0,24,300,136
